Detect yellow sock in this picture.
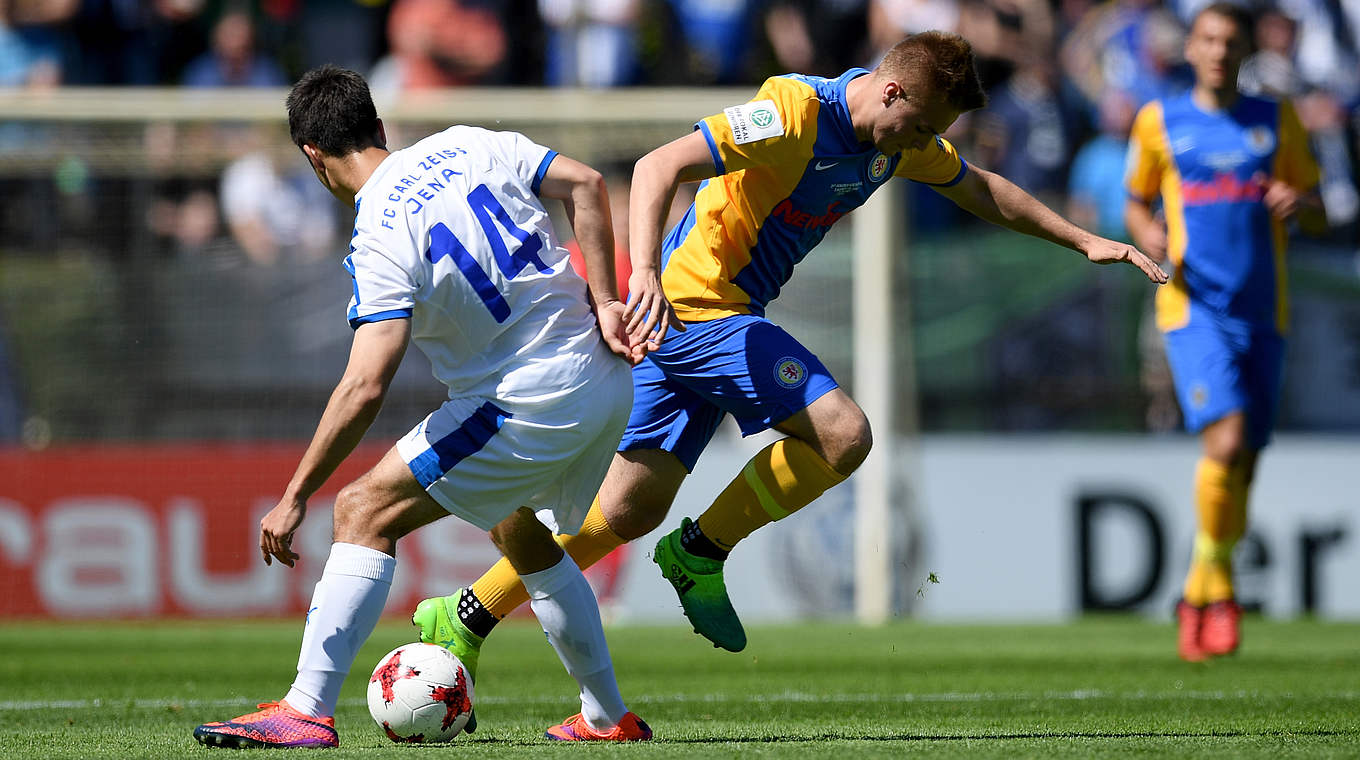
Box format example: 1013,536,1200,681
1205,462,1252,603
1191,533,1235,604
1182,458,1237,605
1228,461,1250,548
696,438,847,551
469,557,523,620
470,497,626,619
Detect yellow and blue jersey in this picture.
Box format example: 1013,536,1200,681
1125,93,1319,334
662,68,967,321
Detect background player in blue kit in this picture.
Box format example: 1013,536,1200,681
1125,3,1325,662
192,65,653,747
414,30,1166,661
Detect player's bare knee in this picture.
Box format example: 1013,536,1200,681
331,481,381,544
1203,412,1248,465
599,450,686,540
1204,430,1246,465
606,497,670,541
827,413,872,476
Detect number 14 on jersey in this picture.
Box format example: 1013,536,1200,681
426,184,552,323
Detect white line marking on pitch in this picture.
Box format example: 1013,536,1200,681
2,690,1355,712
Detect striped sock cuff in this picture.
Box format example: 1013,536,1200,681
1193,533,1235,565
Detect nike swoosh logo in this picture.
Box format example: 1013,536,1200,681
814,161,838,171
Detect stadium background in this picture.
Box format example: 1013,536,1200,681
0,0,1358,625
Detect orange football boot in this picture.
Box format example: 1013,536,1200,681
1176,599,1209,662
545,711,652,742
1200,599,1242,656
193,700,338,749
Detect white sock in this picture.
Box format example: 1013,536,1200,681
284,542,396,718
521,555,627,731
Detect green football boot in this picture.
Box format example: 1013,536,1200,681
652,518,747,652
412,591,484,732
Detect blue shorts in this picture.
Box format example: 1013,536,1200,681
618,314,839,471
1162,307,1285,450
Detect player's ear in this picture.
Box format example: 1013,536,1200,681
302,143,329,185
374,118,388,150
882,80,902,107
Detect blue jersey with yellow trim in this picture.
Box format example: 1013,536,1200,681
1125,92,1319,333
662,68,967,321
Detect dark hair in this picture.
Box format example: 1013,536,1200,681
877,31,988,113
1194,2,1255,50
285,64,382,156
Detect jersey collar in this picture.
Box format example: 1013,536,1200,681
828,68,873,153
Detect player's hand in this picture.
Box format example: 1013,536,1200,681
594,298,642,365
1081,235,1168,284
1263,178,1302,220
624,267,685,352
260,495,306,567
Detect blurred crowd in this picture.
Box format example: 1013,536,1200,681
8,1,1359,242
5,0,1359,242
3,0,1360,444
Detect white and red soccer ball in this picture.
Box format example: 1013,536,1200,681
367,643,474,743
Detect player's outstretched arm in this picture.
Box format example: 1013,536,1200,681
935,164,1168,284
260,318,410,567
538,154,636,363
627,131,718,349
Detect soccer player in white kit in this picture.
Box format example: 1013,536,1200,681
193,64,652,747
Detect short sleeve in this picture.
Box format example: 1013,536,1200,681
694,77,817,176
1274,99,1321,192
344,242,417,329
1124,101,1167,202
894,135,967,185
480,129,558,195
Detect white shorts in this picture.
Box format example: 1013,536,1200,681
397,356,632,534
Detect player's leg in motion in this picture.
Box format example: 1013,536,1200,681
1200,452,1252,657
193,448,450,749
656,388,868,651
1179,412,1252,661
413,449,687,674
486,506,650,741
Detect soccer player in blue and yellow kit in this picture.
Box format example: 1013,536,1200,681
413,31,1166,667
1124,3,1324,662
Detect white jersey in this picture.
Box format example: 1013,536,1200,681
347,126,605,405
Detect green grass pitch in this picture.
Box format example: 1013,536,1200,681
1,617,1357,758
